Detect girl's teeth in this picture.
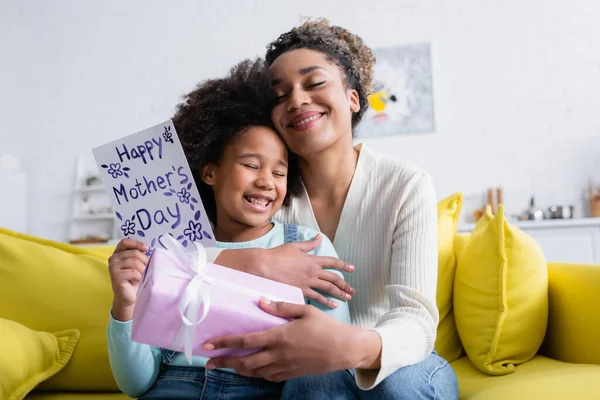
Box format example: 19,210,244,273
247,197,268,206
294,114,321,126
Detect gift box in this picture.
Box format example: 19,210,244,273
131,236,304,361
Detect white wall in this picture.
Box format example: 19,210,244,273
2,0,600,241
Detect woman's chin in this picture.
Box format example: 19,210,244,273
288,135,340,157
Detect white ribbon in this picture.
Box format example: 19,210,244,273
159,235,211,364
151,235,290,364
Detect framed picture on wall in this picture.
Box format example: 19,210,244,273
356,42,435,138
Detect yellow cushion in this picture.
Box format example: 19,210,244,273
454,204,548,375
434,193,464,363
452,355,600,400
454,233,469,259
0,318,79,400
84,245,117,260
0,227,117,391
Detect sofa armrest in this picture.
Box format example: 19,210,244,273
540,262,600,364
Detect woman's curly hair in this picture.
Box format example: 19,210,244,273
173,59,302,226
265,19,375,131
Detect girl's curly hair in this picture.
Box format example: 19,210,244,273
265,19,375,130
173,59,302,226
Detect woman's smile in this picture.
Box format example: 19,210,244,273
288,111,326,132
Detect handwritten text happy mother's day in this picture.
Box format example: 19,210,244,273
92,120,215,250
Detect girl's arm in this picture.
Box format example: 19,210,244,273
303,228,351,324
107,313,162,398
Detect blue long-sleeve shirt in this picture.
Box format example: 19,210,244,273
107,222,351,398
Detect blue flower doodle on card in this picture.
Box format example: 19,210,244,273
183,220,204,242
116,212,146,238
181,210,213,245
163,126,174,144
177,188,191,204
120,219,136,236
163,181,199,211
101,162,131,179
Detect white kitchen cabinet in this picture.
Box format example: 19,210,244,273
458,218,600,265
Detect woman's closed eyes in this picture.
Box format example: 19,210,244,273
275,80,327,102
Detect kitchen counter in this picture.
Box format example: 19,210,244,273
458,217,600,264
458,217,600,233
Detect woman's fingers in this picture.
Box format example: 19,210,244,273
312,276,352,301
304,288,339,309
317,269,355,296
292,235,323,253
258,298,312,319
254,365,290,382
316,256,355,274
207,351,275,374
203,330,270,351
264,371,293,383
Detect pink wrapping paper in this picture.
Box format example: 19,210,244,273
131,246,304,358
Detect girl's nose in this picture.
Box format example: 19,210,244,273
255,172,274,190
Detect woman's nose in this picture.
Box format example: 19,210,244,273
287,88,311,112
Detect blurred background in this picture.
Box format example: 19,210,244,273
1,0,599,242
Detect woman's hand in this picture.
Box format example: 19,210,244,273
203,298,381,382
217,234,355,308
108,239,149,321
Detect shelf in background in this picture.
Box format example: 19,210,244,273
69,155,119,244
74,185,106,193
68,238,111,246
73,213,114,220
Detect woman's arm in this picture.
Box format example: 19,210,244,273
207,236,356,307
354,170,439,389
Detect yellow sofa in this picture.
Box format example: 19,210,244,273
1,225,600,399
449,234,600,399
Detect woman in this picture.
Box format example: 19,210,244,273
202,20,459,399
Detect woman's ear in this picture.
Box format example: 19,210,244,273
348,89,360,113
201,164,216,185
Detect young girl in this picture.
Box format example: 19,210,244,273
201,21,459,399
106,59,350,399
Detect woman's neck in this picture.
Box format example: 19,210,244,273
300,136,358,201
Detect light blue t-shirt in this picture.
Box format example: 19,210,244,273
107,221,350,398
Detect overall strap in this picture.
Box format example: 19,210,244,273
283,223,299,244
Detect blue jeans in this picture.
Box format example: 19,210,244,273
138,364,284,400
281,352,459,400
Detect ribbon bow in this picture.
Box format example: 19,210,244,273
158,235,211,364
